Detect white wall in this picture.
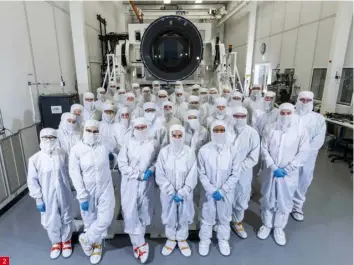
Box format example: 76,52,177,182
0,1,76,132
225,0,354,112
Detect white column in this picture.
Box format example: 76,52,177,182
244,1,257,96
70,1,91,99
320,2,353,114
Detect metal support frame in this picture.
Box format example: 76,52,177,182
0,124,39,211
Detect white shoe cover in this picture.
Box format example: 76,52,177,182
273,228,286,246
291,211,304,222
50,244,61,260
79,233,93,257
161,239,176,256
62,240,72,258
178,240,191,257
232,222,248,239
90,244,102,265
257,225,271,240
137,243,149,264
218,240,231,256
198,240,210,256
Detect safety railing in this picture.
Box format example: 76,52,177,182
0,124,39,211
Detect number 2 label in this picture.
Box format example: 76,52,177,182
0,257,9,265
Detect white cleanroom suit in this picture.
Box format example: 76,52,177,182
258,103,309,245
184,109,209,153
70,104,84,132
143,102,168,150
83,92,101,121
243,86,264,125
293,91,326,219
228,91,243,108
156,125,197,242
99,103,119,154
118,117,158,262
206,97,232,130
162,101,182,132
69,120,115,246
198,120,240,255
95,87,106,112
27,128,73,246
57,112,81,155
229,107,260,237
173,88,189,123
200,87,219,127
114,107,133,151
156,90,169,116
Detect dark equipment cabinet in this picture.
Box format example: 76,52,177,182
39,93,79,129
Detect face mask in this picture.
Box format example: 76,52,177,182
134,129,148,141
75,115,82,125
188,119,200,131
126,100,135,108
164,109,173,119
134,88,141,96
40,139,57,154
209,94,217,104
145,112,156,122
171,138,184,153
143,93,150,100
158,97,168,106
153,87,160,95
279,115,292,128
230,99,242,108
83,132,99,146
192,90,199,96
66,122,76,132
211,132,226,145
97,94,105,102
264,100,273,112
118,94,126,104
200,94,208,103
121,118,129,128
234,118,247,131
223,93,231,100
177,95,185,103
102,113,115,123
251,90,262,100
215,108,226,119
296,101,313,115
84,101,94,111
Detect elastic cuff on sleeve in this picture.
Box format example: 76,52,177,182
35,198,43,205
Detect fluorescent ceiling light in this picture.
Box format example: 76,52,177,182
195,0,203,3
164,0,171,3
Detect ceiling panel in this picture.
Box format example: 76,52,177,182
123,1,229,4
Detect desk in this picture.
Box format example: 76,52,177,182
325,117,354,130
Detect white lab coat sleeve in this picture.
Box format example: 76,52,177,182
69,150,89,203
252,110,262,134
240,131,260,173
261,131,278,172
221,152,241,194
27,157,42,201
117,144,139,179
284,128,310,173
178,153,197,199
198,151,217,195
155,151,175,195
310,117,326,152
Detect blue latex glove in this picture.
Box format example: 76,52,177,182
81,201,89,211
173,194,183,203
36,203,46,212
274,168,286,178
212,190,223,201
109,153,114,161
143,170,153,181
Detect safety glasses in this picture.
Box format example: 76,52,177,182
145,109,156,113
41,136,57,140
233,114,247,119
135,125,147,131
300,98,312,104
86,129,99,134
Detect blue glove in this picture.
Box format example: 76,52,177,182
274,168,286,178
36,203,46,212
109,153,114,161
81,201,89,211
143,170,153,181
212,190,223,201
173,194,183,203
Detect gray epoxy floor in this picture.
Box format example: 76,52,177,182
0,150,352,265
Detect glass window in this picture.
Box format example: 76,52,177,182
310,68,327,100
337,68,353,105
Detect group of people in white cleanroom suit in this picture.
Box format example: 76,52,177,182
27,80,326,264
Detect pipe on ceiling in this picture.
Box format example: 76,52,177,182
216,1,248,26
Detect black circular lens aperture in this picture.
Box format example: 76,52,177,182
141,16,203,82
